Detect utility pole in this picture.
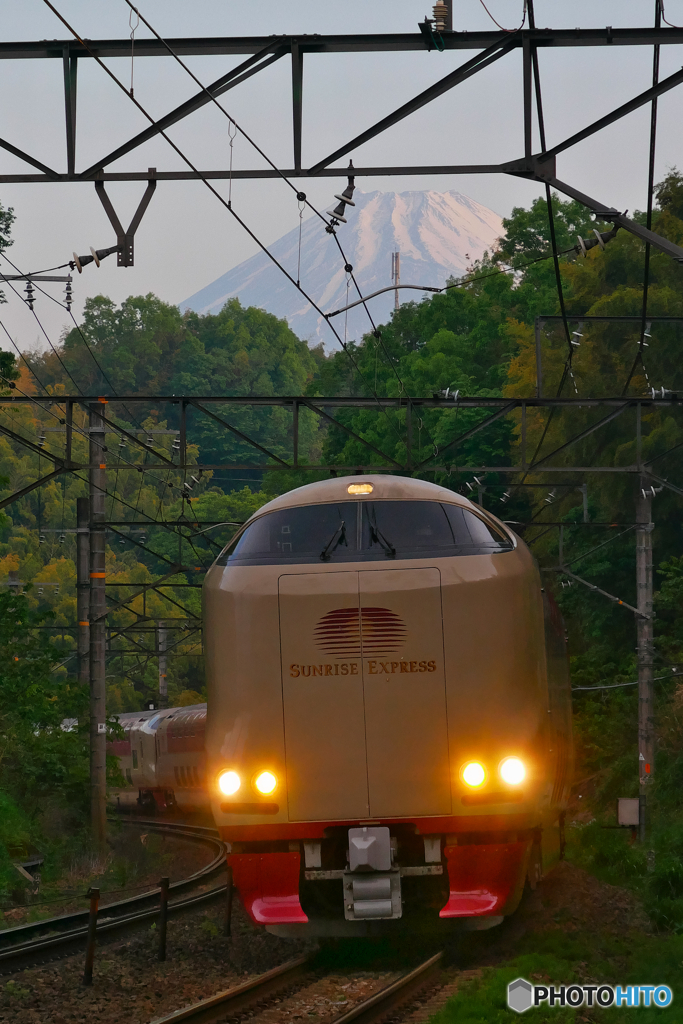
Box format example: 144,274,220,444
157,621,168,705
636,477,655,844
89,402,107,853
77,497,89,687
391,251,400,310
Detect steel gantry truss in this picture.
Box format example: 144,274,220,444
2,19,683,261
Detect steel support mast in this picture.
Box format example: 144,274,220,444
89,403,107,851
76,496,89,687
636,478,655,843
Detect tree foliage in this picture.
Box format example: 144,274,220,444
2,175,683,913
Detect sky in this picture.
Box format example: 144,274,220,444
0,0,682,358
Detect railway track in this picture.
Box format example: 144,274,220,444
0,818,228,974
150,951,445,1024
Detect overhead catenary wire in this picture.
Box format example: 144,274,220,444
573,669,679,692
0,315,49,392
477,0,527,33
623,0,661,397
1,248,148,432
659,0,682,28
116,0,417,447
42,0,409,465
117,0,414,449
0,264,82,393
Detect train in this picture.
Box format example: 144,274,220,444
110,474,572,937
202,474,573,937
109,703,209,814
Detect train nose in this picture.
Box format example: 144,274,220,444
279,567,452,822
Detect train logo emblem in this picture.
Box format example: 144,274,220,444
314,606,407,657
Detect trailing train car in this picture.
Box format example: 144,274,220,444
108,704,209,813
203,475,573,937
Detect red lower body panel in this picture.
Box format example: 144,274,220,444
229,852,308,925
439,841,530,917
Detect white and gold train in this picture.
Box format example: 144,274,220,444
108,704,209,813
202,474,573,936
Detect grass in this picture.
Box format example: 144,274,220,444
430,931,683,1022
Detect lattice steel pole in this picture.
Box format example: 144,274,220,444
89,403,107,851
157,621,168,704
636,477,655,844
77,497,89,687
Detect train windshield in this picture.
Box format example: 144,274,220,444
216,501,512,566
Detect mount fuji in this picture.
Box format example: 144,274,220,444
180,189,503,349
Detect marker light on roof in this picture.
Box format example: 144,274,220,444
348,483,373,494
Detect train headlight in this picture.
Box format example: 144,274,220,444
461,761,486,788
347,483,373,494
254,770,277,795
217,770,241,796
499,757,525,785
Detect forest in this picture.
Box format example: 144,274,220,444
1,174,682,928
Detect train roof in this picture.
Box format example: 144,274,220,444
249,475,483,517
114,703,206,727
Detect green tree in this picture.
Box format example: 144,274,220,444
0,590,88,881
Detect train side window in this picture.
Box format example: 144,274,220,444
132,750,138,769
442,504,513,552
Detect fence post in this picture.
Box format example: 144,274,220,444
158,876,169,961
82,887,99,985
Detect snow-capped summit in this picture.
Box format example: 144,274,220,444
180,189,503,348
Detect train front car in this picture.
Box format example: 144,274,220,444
203,476,572,936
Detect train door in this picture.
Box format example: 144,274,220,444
359,568,452,817
279,572,370,821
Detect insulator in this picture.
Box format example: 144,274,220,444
118,440,126,449
38,587,44,595
119,537,126,546
146,436,154,446
190,475,201,486
432,0,448,32
59,533,65,544
39,533,45,544
327,200,347,223
54,585,59,595
576,223,619,257
334,185,356,207
72,252,96,273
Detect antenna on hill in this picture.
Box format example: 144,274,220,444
391,251,401,311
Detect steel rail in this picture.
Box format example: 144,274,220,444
332,952,444,1023
149,955,315,1024
0,819,227,973
149,951,444,1024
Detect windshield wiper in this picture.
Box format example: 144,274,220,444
320,521,348,561
369,525,396,558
